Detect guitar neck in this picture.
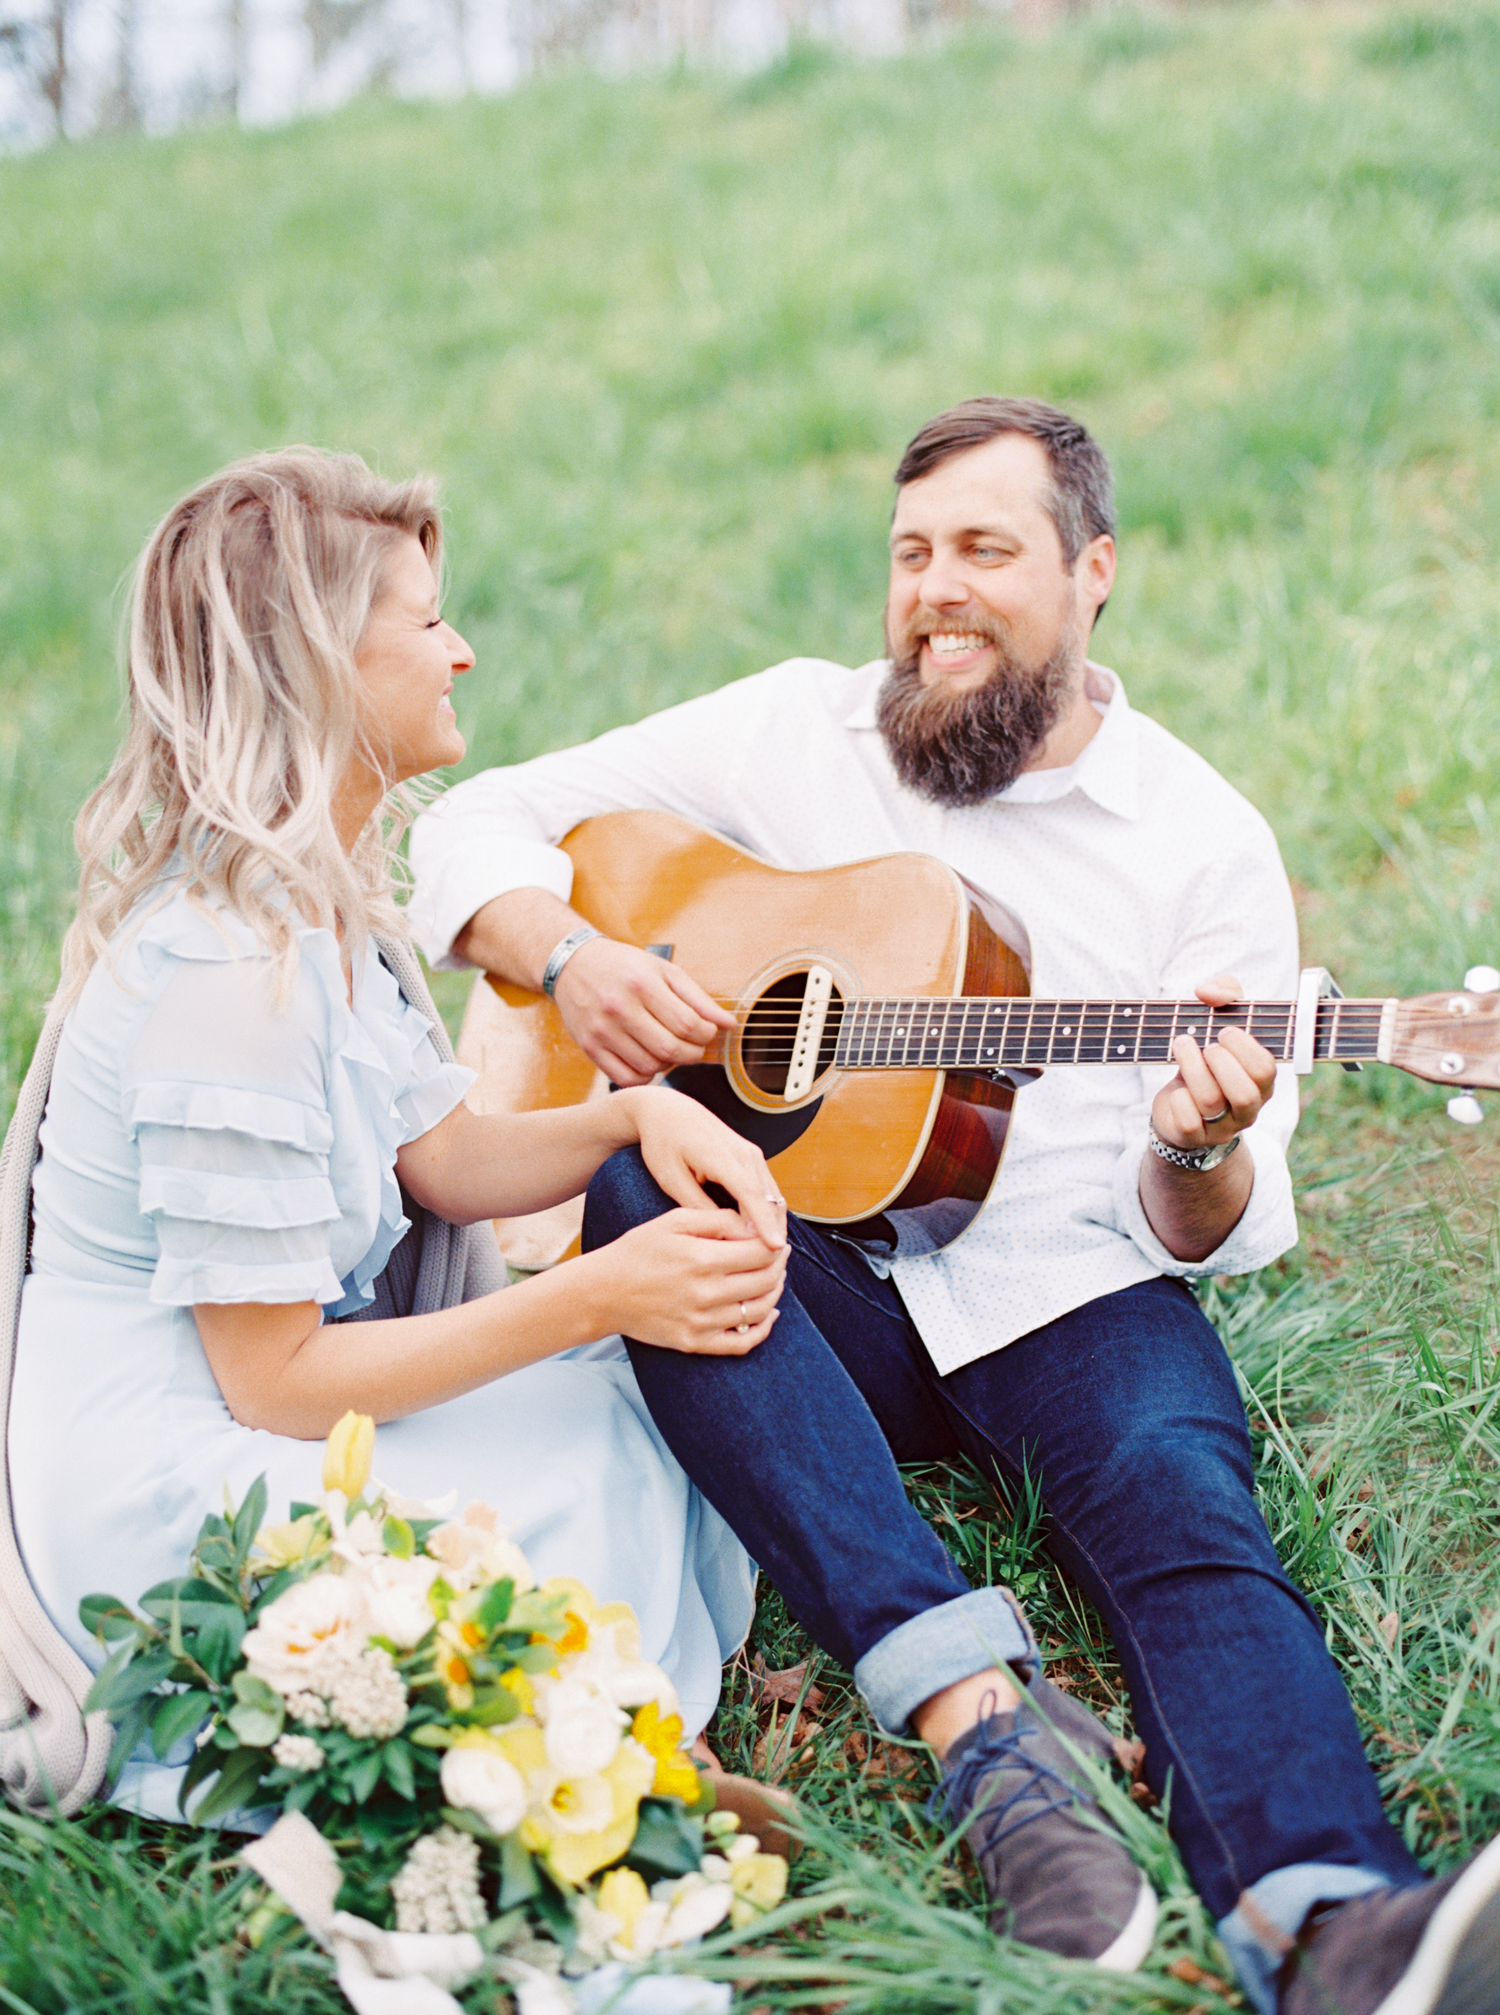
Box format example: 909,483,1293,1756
832,995,1397,1071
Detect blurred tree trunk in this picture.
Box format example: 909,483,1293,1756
41,0,71,133
99,0,143,129
227,0,246,116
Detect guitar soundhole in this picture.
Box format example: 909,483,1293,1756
742,971,846,1097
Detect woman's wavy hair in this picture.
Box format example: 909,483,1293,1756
60,448,443,1004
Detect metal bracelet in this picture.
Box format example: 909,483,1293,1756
541,925,603,1000
1146,1123,1242,1172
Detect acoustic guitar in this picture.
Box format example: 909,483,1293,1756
455,810,1500,1268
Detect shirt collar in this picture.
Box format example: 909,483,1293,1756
844,661,1140,821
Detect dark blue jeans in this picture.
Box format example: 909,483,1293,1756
583,1148,1420,1952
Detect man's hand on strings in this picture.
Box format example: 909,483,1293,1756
554,938,733,1086
1150,973,1278,1151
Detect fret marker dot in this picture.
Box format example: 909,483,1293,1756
1115,1044,1126,1054
1063,1025,1073,1035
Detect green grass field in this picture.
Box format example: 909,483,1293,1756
3,3,1500,2006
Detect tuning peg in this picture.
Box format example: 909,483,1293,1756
1463,965,1500,994
1447,1094,1485,1125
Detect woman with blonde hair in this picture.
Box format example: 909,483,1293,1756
7,448,787,1816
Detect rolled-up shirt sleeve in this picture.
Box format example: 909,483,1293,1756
406,669,805,968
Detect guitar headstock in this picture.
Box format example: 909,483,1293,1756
1388,986,1500,1092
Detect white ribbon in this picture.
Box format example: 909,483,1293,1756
241,1812,730,2015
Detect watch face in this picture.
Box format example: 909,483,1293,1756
1196,1138,1238,1170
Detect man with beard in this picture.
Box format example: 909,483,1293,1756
410,400,1500,2015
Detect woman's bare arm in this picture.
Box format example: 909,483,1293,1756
396,1084,787,1247
196,1203,787,1440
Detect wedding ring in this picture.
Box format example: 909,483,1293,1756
736,1302,750,1335
767,1195,783,1206
1202,1107,1231,1125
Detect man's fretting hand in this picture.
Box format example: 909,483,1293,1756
1140,973,1278,1265
554,937,733,1087
1150,972,1277,1150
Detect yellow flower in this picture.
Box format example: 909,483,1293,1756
323,1411,375,1498
508,1725,655,1886
534,1579,638,1658
436,1620,476,1708
729,1852,788,1928
499,1667,536,1718
632,1701,701,1803
595,1867,652,1950
252,1514,329,1572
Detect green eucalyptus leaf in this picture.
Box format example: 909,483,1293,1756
625,1800,704,1879
382,1742,415,1800
91,1644,177,1712
226,1698,284,1747
516,1643,561,1674
381,1514,414,1559
408,1724,458,1749
232,1475,269,1565
105,1697,154,1787
347,1750,382,1803
463,1687,520,1727
193,1607,248,1683
496,1830,541,1910
190,1745,269,1826
475,1578,515,1634
78,1594,143,1644
231,1671,282,1712
150,1689,215,1760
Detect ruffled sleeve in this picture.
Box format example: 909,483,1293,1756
120,939,345,1310
392,1017,476,1145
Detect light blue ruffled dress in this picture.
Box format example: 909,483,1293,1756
9,889,753,1815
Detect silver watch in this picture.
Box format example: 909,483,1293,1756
1147,1123,1242,1172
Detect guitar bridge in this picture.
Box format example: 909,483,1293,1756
784,966,833,1101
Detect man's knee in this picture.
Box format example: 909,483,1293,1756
580,1144,672,1251
1074,1418,1273,1570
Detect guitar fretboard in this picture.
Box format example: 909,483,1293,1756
830,997,1391,1071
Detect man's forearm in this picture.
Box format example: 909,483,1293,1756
452,887,592,988
1138,1149,1254,1265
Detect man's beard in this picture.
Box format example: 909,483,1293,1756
875,611,1082,809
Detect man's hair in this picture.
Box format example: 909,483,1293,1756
894,397,1115,567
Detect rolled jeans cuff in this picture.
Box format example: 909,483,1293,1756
1217,1862,1394,2015
852,1587,1037,1737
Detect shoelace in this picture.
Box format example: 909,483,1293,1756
928,1717,1079,1860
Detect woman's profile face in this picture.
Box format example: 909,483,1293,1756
354,534,474,784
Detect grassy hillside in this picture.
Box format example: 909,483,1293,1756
4,7,1500,2009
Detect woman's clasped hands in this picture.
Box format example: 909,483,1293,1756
593,1087,789,1358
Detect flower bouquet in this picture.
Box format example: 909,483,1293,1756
82,1413,787,2008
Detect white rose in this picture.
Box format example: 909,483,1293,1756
241,1572,369,1696
348,1554,441,1647
538,1678,626,1777
440,1746,529,1835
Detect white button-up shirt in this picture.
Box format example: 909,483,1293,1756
410,659,1301,1374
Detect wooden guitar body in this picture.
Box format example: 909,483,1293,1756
456,811,1030,1269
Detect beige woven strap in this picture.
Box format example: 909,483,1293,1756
0,1005,114,1814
